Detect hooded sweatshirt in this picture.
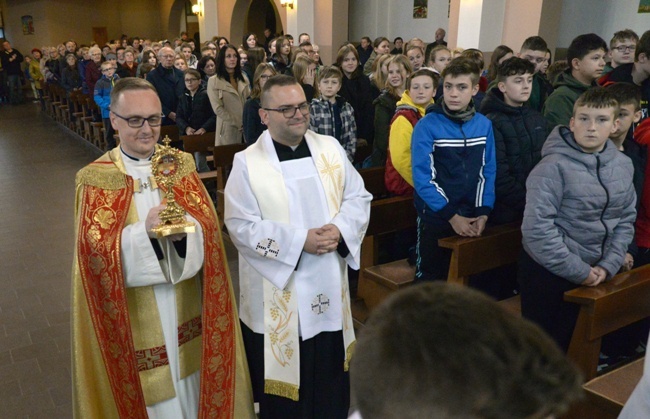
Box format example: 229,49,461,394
542,69,595,130
522,126,636,283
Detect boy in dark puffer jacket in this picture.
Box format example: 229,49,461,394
520,87,636,352
480,57,548,224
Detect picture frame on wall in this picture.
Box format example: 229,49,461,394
640,0,650,13
21,15,34,35
414,0,428,19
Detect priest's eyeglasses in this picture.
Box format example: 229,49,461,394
112,111,165,128
263,102,310,119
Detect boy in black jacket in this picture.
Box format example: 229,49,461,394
480,57,548,224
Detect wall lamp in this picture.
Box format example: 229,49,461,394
281,0,294,9
192,0,203,17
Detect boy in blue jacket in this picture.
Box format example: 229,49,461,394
94,61,119,149
411,57,496,281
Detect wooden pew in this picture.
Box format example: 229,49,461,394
564,264,650,381
180,132,218,184
361,222,522,313
575,357,645,419
439,222,521,286
214,143,246,229
355,196,417,313
358,166,389,199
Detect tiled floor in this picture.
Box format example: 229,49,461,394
0,102,241,418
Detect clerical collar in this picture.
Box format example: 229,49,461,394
120,146,154,161
272,138,311,161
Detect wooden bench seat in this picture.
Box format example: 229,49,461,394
180,132,217,184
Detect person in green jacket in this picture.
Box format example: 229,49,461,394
543,33,607,129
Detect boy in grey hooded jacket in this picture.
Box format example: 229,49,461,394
519,87,636,352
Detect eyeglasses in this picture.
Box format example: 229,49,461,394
263,102,310,118
184,78,199,82
160,54,175,59
112,111,165,128
102,67,117,72
613,45,636,53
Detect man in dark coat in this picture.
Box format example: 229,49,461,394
146,46,185,126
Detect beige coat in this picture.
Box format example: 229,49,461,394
207,74,250,146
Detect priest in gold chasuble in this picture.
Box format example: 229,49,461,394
71,78,254,418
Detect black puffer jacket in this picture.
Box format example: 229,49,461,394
339,70,375,144
480,87,549,224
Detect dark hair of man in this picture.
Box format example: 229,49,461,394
406,68,436,90
393,37,403,44
361,36,371,44
610,29,640,49
487,45,514,81
372,37,389,49
285,34,294,40
216,44,245,82
460,48,485,70
441,57,481,85
573,86,619,116
497,57,535,83
251,63,277,99
260,74,300,107
605,82,642,111
299,33,310,41
116,46,125,54
110,78,158,110
350,282,583,419
635,30,650,61
520,35,548,53
567,33,608,65
299,41,313,49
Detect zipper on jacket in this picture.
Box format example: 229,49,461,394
459,123,468,181
595,155,610,260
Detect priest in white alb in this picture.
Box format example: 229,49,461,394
225,75,371,418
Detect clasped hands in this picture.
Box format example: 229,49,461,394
304,224,341,255
449,214,487,237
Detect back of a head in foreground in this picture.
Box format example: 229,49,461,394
110,77,159,110
351,283,583,419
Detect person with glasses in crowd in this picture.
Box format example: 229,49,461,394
72,77,255,418
176,69,216,172
225,74,371,419
602,29,639,75
146,46,185,125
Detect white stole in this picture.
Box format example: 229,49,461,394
244,130,356,401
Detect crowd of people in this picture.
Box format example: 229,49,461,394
5,22,649,418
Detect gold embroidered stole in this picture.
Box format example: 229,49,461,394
72,148,254,418
244,131,356,401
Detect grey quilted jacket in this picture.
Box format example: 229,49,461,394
522,126,636,284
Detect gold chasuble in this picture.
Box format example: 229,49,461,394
71,148,254,418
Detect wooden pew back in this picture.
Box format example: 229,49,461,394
214,143,247,229
564,264,650,380
438,222,522,285
358,166,389,199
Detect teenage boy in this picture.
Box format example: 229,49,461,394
518,36,551,112
309,66,358,162
411,57,496,281
602,29,639,75
600,30,650,124
94,61,120,149
520,87,636,352
480,57,548,225
543,33,608,129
